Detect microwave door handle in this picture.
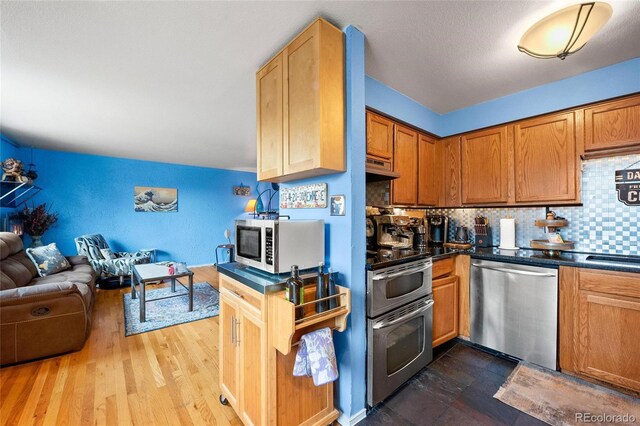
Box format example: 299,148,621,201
373,264,432,281
471,263,556,277
372,300,434,330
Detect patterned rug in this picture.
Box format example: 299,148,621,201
495,362,640,425
123,282,219,336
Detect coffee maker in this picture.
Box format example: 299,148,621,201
425,215,449,246
373,215,414,249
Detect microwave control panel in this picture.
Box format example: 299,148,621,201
265,227,273,265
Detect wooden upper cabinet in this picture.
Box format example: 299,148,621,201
418,134,439,206
514,112,579,204
256,54,284,181
391,125,418,205
366,111,394,160
461,126,510,205
440,137,462,207
584,95,640,154
256,18,344,182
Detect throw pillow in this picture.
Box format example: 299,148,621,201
26,243,71,277
100,248,116,259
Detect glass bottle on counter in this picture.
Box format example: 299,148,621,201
286,265,305,320
327,267,337,310
315,262,327,313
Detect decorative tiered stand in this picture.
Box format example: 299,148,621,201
530,216,575,257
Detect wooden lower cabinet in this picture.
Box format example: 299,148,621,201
559,267,640,392
219,274,348,426
432,275,459,347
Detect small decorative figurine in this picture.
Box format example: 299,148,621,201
1,158,30,183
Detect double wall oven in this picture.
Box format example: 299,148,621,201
366,256,433,407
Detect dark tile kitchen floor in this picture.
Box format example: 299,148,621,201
360,341,546,426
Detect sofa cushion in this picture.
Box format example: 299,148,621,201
26,243,71,277
0,271,16,290
31,263,95,286
0,232,24,260
0,253,38,288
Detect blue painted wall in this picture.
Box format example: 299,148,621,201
365,75,441,135
440,57,640,136
278,25,367,422
3,143,256,265
366,57,640,138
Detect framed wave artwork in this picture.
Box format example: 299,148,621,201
134,186,178,212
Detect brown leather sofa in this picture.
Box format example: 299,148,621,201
0,232,97,365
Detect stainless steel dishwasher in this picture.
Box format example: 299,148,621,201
470,259,558,370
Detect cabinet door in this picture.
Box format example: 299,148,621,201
432,276,459,347
514,112,578,203
283,22,320,176
256,54,284,181
238,310,267,426
584,95,640,152
576,290,640,391
461,126,510,204
219,294,239,408
366,111,394,160
391,125,418,205
441,137,461,207
418,134,439,206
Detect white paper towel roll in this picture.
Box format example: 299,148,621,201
499,218,517,249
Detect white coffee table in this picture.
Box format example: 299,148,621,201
131,263,194,322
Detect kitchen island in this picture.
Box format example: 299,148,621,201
216,263,351,426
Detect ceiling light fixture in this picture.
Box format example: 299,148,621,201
518,2,613,60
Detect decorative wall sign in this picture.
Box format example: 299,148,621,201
134,186,178,212
280,183,327,209
615,168,640,206
233,183,251,196
330,195,346,216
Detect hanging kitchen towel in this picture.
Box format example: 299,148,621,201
293,327,338,386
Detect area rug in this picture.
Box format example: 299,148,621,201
123,282,219,336
494,362,640,426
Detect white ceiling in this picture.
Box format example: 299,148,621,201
2,1,639,171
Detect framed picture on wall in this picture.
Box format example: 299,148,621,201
134,186,178,212
330,195,346,216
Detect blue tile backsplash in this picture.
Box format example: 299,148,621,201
367,154,640,256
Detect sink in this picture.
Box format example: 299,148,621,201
585,255,640,269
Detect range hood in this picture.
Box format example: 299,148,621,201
366,156,400,182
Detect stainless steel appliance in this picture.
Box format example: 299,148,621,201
470,259,558,370
374,215,414,249
366,257,433,406
234,219,324,274
367,258,432,318
426,215,449,245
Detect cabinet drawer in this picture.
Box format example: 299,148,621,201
220,275,265,314
578,268,640,299
433,257,454,279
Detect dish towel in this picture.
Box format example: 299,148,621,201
293,327,339,386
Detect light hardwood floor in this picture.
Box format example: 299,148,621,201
0,266,242,426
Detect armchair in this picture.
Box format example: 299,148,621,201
74,234,152,286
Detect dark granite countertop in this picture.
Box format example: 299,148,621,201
468,247,640,273
216,262,316,294
219,248,639,294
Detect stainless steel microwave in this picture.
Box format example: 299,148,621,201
234,219,325,274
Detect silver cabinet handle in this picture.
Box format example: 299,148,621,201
231,316,236,345
373,264,432,281
471,263,556,277
373,300,434,330
235,318,240,346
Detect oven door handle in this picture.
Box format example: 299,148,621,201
373,264,432,281
372,300,434,330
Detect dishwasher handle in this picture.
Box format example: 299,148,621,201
471,263,556,277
